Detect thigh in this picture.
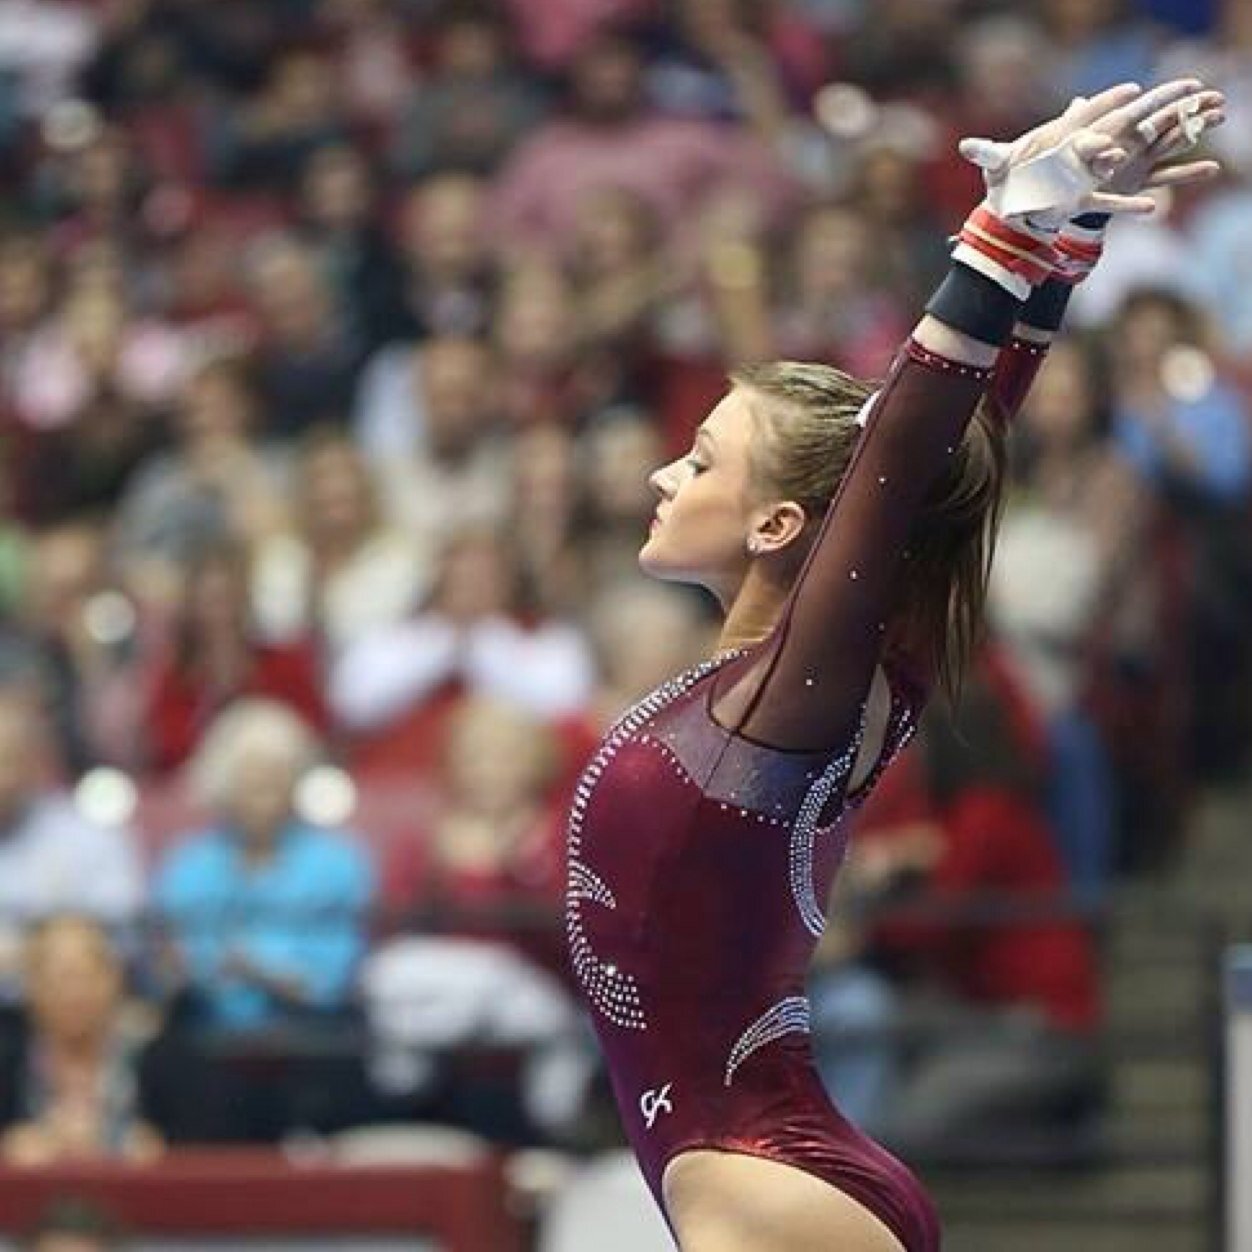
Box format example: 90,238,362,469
662,1149,907,1252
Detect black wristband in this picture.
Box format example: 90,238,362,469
1018,278,1072,333
1073,212,1111,229
924,263,1023,347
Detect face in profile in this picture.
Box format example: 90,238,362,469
639,388,762,600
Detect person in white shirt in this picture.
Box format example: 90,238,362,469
0,691,142,1000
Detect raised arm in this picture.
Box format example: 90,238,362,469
987,214,1107,426
714,81,1223,753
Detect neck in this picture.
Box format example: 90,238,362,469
716,563,791,653
46,1029,109,1065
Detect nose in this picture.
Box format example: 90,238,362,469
649,462,676,501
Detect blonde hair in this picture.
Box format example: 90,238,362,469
731,360,1006,699
188,699,320,811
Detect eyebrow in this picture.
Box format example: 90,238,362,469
695,428,716,450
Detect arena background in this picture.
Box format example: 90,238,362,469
0,0,1248,1249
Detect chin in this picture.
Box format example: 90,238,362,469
638,540,711,590
638,538,682,581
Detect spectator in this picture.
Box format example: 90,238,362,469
824,673,1106,1161
351,175,498,460
990,339,1146,895
0,0,100,119
568,185,674,380
490,26,795,262
392,0,546,180
251,428,431,652
1187,176,1252,354
372,335,513,544
772,201,911,379
1110,287,1251,508
847,138,950,306
296,143,409,356
331,524,595,776
493,258,622,429
21,1197,124,1252
510,421,583,615
583,580,714,728
394,172,497,342
319,0,418,130
248,236,360,438
8,282,177,523
153,700,375,1034
364,700,590,1144
1110,288,1252,783
0,917,230,1164
113,356,289,607
139,541,327,774
1038,0,1162,103
644,0,830,139
210,48,348,190
576,407,671,591
0,691,142,1002
384,695,567,975
2,522,140,774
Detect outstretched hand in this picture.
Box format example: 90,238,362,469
960,79,1225,224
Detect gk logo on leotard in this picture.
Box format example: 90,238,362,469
640,1084,674,1129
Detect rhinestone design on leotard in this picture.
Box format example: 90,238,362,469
788,728,861,938
565,651,743,1030
724,996,811,1086
567,861,617,910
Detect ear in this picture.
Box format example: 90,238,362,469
749,500,809,555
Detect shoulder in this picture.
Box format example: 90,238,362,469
156,828,230,883
24,795,134,853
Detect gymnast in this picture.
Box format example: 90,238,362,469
565,79,1223,1251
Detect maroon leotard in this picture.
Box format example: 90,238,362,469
565,331,1049,1251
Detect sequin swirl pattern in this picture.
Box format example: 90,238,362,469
724,995,812,1086
565,653,742,1031
788,728,862,937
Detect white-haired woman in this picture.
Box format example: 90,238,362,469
153,699,375,1035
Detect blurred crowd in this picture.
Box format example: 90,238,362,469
0,0,1247,1171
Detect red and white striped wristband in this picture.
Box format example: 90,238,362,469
1054,217,1105,285
953,204,1059,300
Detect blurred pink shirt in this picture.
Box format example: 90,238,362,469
490,116,797,259
499,0,656,70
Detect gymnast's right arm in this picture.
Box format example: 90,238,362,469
714,80,1223,754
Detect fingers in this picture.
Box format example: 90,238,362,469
1148,104,1226,158
1070,131,1128,180
1066,82,1143,127
1100,77,1204,138
958,136,1010,173
1137,91,1225,148
1086,190,1158,215
1091,147,1129,181
1144,159,1221,189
